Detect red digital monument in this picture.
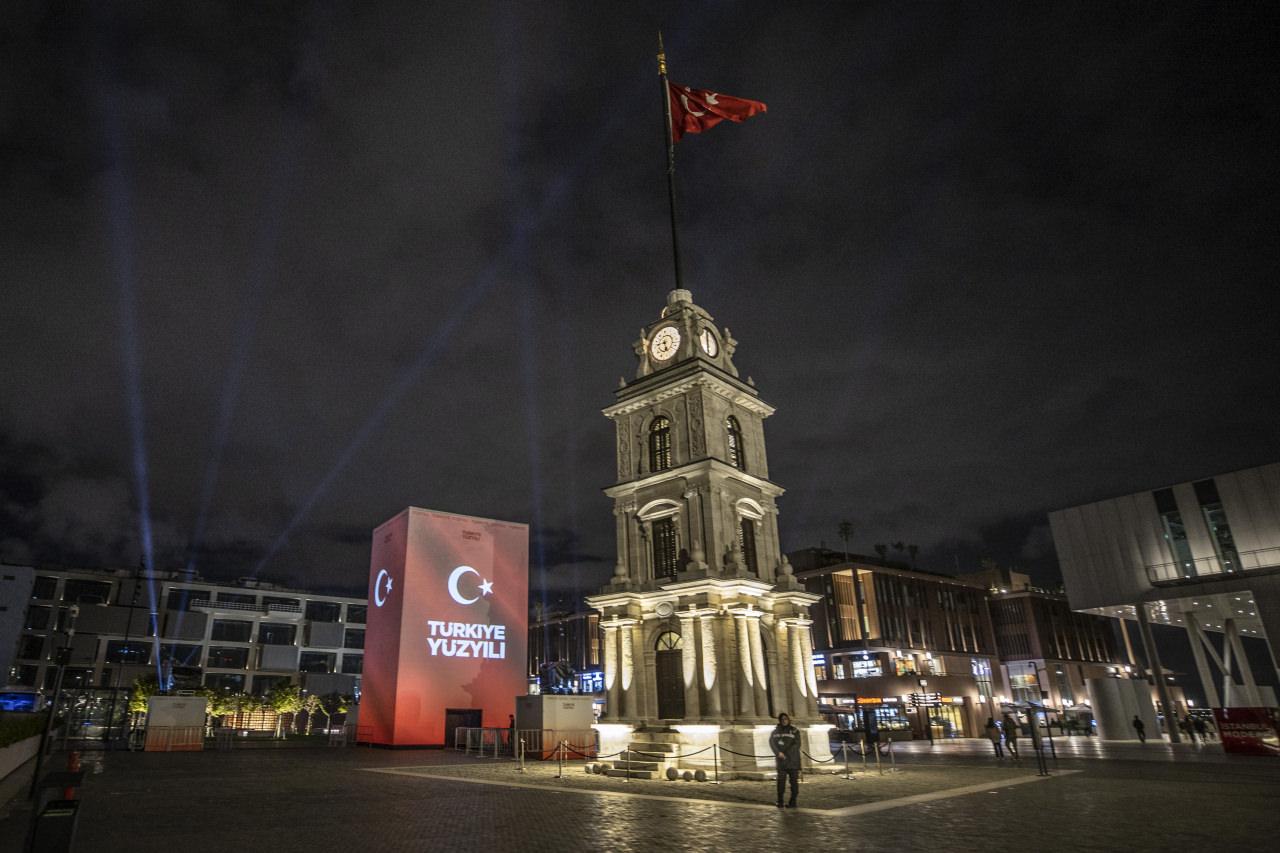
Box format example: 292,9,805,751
361,508,528,746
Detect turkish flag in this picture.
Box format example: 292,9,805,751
668,81,767,142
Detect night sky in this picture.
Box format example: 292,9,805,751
3,2,1278,603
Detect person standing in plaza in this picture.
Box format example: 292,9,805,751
1194,716,1209,742
770,712,802,808
1132,715,1146,743
984,717,1004,758
1001,713,1020,759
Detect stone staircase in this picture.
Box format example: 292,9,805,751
604,730,681,779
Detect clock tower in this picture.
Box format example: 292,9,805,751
586,288,832,776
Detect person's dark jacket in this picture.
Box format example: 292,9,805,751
769,724,802,771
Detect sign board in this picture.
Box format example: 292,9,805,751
909,692,942,708
1213,707,1280,757
362,508,528,746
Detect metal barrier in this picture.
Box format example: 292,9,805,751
143,726,204,753
1145,546,1280,585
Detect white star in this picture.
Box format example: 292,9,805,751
384,577,393,593
479,579,494,596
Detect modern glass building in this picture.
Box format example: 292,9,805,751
1049,462,1280,731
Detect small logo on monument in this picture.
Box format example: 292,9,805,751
373,569,393,607
447,565,494,605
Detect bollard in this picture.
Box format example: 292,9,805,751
518,737,526,773
861,742,868,771
557,740,564,778
842,743,850,780
713,745,720,785
876,741,883,776
888,740,896,770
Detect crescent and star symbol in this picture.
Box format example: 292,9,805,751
373,569,393,607
447,565,494,606
680,87,718,117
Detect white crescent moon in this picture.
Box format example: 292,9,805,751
448,565,481,605
374,569,391,607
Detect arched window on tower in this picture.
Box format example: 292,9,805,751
652,517,678,579
738,518,758,575
726,416,746,471
649,416,672,472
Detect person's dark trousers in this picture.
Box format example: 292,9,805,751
776,769,799,806
992,742,1003,758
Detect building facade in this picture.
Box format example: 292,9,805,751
3,566,367,706
1050,463,1280,733
585,288,831,770
791,550,1001,739
962,567,1125,723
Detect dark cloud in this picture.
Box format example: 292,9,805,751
2,2,1278,601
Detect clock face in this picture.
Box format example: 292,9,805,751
650,326,681,361
698,327,719,356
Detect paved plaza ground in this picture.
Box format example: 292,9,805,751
1,738,1276,851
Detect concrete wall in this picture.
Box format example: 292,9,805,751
0,565,34,682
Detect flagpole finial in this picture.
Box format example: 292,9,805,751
657,30,667,76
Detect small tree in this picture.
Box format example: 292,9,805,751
315,692,349,734
300,693,322,735
873,543,888,561
265,683,303,738
128,676,160,715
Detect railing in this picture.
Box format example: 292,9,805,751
187,599,305,615
453,727,598,759
1144,547,1280,585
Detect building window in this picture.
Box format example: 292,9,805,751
166,588,200,611
217,592,258,606
649,417,672,472
346,605,367,624
1010,672,1038,704
341,655,364,674
17,634,44,661
344,629,365,650
13,665,38,687
738,518,758,574
651,517,678,579
1194,479,1242,573
210,620,253,642
306,601,341,623
263,596,301,611
252,675,290,696
159,644,203,667
655,631,682,651
259,623,297,646
63,579,111,604
206,647,250,669
205,673,245,693
105,640,151,665
726,416,746,471
1153,488,1196,576
299,652,335,673
31,576,57,600
24,606,50,631
832,662,846,680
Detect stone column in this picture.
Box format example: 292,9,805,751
679,613,701,719
604,624,620,719
747,614,770,718
632,620,650,719
797,620,820,719
788,621,807,715
775,619,795,717
699,613,722,719
735,615,757,718
620,621,636,719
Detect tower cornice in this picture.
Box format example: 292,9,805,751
604,369,774,419
604,457,786,496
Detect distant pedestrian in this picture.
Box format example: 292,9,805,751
1001,713,1020,758
984,717,1004,758
1180,716,1196,743
1132,715,1146,743
1193,716,1209,742
770,712,802,809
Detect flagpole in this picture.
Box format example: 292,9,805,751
657,31,684,291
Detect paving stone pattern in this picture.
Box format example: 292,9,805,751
0,742,1275,852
